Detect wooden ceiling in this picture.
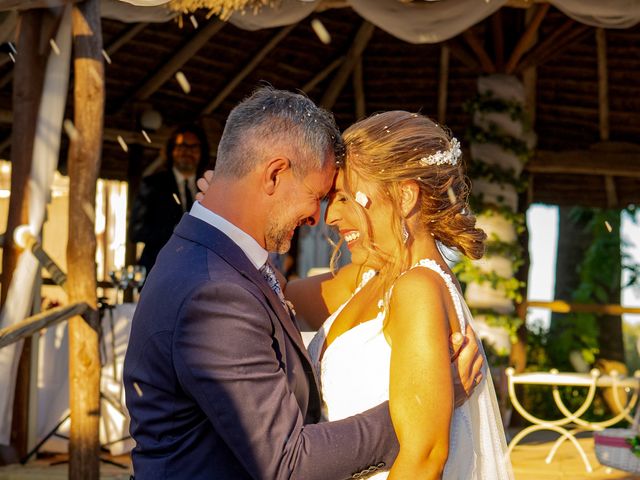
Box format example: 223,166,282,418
0,4,638,208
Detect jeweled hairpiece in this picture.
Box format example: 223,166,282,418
419,137,462,167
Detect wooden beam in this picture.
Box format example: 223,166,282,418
68,1,103,478
0,136,10,156
201,24,296,115
446,38,480,71
505,3,549,74
105,22,147,56
301,55,344,94
462,29,495,74
596,28,609,142
527,148,640,178
516,21,592,73
437,44,449,124
527,300,640,316
352,58,365,120
131,19,224,102
604,175,618,208
3,8,48,462
522,6,542,126
491,10,504,72
320,21,374,110
0,303,89,349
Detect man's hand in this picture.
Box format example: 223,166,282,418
195,169,215,201
450,324,484,408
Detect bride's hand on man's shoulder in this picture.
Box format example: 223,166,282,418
450,325,484,407
195,169,215,201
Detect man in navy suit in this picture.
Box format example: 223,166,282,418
124,87,480,479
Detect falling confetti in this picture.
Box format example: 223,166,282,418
172,193,181,205
63,119,79,142
101,49,112,65
117,135,129,153
141,129,152,143
355,191,370,208
175,71,191,94
49,38,60,56
311,19,331,45
447,187,457,205
605,221,612,233
82,201,95,223
133,382,143,397
8,52,15,63
190,15,199,29
7,42,16,54
88,65,103,87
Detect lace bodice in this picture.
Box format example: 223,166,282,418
307,259,513,479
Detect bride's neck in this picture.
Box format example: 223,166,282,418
406,229,446,267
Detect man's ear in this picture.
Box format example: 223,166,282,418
400,180,420,217
263,157,290,195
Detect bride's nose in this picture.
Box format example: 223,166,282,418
324,199,339,226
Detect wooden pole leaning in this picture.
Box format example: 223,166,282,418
67,1,104,478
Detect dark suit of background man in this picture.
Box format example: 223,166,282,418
123,88,401,479
129,123,211,275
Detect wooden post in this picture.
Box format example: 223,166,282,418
3,9,48,462
67,1,104,478
596,28,609,142
320,21,374,110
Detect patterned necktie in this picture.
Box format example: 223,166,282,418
183,179,193,211
259,262,287,310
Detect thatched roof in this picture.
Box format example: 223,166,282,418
0,3,638,208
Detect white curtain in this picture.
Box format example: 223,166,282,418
0,6,71,446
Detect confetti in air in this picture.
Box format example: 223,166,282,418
88,66,103,86
63,119,80,142
355,191,370,208
311,19,331,44
49,38,61,56
172,193,181,205
101,49,112,65
175,71,191,94
133,382,143,397
141,130,152,143
81,201,95,223
605,221,612,233
7,42,16,54
8,52,15,63
447,187,457,205
117,135,129,153
190,15,199,29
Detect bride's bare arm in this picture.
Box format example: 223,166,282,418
386,269,453,480
285,262,361,330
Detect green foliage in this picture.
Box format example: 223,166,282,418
464,91,531,127
466,161,528,192
467,124,533,163
547,208,623,370
627,436,640,458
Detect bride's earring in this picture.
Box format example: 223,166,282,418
401,220,409,244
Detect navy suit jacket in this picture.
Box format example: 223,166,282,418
124,214,398,479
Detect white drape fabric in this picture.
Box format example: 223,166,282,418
0,6,71,445
98,0,639,36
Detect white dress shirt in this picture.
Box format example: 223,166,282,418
189,201,268,270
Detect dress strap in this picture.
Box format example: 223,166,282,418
408,259,467,330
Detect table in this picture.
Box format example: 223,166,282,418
506,367,640,472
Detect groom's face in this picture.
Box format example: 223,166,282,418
265,156,336,254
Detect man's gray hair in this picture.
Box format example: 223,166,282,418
215,87,344,178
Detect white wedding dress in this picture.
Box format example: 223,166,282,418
307,259,513,479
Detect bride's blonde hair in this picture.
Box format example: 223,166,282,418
332,111,486,300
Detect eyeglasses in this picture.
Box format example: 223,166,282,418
174,143,201,151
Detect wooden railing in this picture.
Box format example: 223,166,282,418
526,300,640,316
0,302,91,349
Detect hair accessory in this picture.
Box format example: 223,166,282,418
419,137,462,167
355,191,370,208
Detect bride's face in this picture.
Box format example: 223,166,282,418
325,169,395,268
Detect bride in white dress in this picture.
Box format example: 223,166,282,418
288,111,513,479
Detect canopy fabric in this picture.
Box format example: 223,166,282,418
97,0,640,40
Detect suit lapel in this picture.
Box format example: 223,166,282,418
173,215,318,376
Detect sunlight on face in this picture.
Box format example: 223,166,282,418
325,169,395,267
